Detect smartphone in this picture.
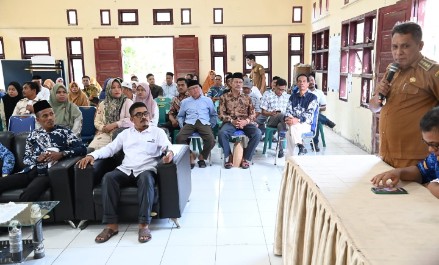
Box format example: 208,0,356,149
371,187,408,194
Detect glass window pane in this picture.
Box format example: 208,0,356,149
214,9,222,23
72,59,84,84
256,56,268,68
71,41,82,55
68,11,77,25
0,42,3,54
371,18,376,41
293,7,302,22
290,36,301,51
245,38,268,52
182,10,190,23
356,22,364,44
102,11,110,25
157,12,171,22
214,57,224,77
122,12,136,22
213,38,223,52
25,41,49,54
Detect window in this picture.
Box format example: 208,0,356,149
20,37,50,59
292,7,303,23
66,38,85,84
67,9,78,25
313,3,316,19
100,10,111,26
339,11,376,105
243,34,272,86
213,8,223,24
118,9,138,25
181,8,191,25
288,34,305,87
0,37,4,59
319,0,322,15
312,28,329,94
153,9,173,25
210,35,227,77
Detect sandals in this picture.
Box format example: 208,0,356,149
95,228,118,243
241,160,250,169
224,162,232,169
138,227,152,243
197,160,207,168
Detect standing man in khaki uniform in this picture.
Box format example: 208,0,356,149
246,54,267,94
370,22,439,168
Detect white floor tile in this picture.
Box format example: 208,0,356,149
217,227,266,245
218,199,259,213
184,199,219,213
217,212,262,227
216,245,271,265
106,245,165,265
118,227,171,246
52,247,114,265
177,212,218,228
161,245,216,265
167,227,217,246
23,248,64,265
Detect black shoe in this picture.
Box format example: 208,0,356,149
297,144,307,155
326,120,336,128
277,150,284,158
311,145,320,152
197,160,207,168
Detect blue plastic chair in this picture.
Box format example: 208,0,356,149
79,106,97,145
8,115,36,133
301,107,320,155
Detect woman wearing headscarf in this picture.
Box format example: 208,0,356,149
0,81,24,130
135,82,159,126
68,81,90,107
43,79,55,90
49,83,83,136
88,78,134,150
201,70,215,94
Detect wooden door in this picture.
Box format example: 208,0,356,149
94,37,122,87
173,36,199,79
371,0,412,154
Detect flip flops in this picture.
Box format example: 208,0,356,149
95,228,118,243
138,227,152,243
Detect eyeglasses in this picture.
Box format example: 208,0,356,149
133,111,149,118
422,138,439,150
214,79,222,81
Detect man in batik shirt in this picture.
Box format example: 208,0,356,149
0,100,86,201
218,72,262,169
165,78,190,142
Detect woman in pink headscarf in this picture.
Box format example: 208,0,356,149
135,82,159,126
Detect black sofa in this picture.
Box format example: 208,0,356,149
74,144,191,227
0,131,80,223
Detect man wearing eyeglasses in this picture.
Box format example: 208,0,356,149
371,107,439,199
77,102,173,244
206,75,225,102
260,78,290,158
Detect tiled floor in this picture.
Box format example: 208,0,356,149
0,128,368,265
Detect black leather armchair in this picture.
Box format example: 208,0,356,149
0,131,80,223
74,144,191,226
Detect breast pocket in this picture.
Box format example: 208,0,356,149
145,142,159,155
400,83,421,103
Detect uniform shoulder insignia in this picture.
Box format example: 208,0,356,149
418,57,437,71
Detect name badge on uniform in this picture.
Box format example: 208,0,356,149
409,77,416,83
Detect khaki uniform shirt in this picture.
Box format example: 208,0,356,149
380,56,439,168
219,92,255,123
250,63,266,91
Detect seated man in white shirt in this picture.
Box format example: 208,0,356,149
12,81,40,116
77,102,174,244
32,75,50,101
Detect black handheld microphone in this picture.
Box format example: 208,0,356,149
378,63,399,101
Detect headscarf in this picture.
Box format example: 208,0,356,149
104,78,127,124
90,77,102,92
2,81,23,127
202,70,215,94
43,79,55,90
50,83,82,129
135,82,156,120
68,81,89,107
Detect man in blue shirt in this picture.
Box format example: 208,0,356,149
285,74,318,156
371,106,439,198
176,80,217,168
206,75,225,102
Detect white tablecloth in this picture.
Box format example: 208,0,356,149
274,155,439,265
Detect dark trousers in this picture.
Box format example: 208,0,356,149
218,122,262,161
313,114,334,145
101,169,155,225
267,113,287,151
176,120,215,159
0,168,49,202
